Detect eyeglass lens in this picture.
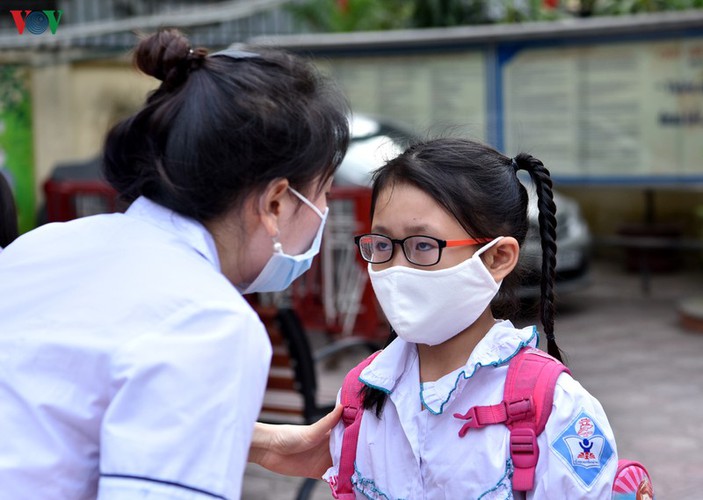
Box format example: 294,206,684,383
358,235,441,266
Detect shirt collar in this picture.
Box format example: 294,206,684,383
125,196,221,271
359,320,539,410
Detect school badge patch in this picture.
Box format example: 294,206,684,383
551,411,614,488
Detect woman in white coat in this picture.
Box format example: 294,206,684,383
0,28,349,500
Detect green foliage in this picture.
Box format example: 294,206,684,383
0,66,29,116
594,0,703,15
411,0,492,27
288,0,703,30
287,0,413,32
0,66,35,232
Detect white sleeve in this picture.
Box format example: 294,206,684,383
531,373,618,499
97,302,272,500
322,389,344,485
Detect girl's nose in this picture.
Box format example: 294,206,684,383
388,242,411,267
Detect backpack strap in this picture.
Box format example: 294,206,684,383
332,350,381,500
453,347,570,492
506,348,570,490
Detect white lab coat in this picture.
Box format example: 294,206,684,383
0,196,272,500
324,321,617,499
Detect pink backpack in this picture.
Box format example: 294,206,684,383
331,347,654,499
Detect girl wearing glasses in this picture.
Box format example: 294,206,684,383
321,138,618,498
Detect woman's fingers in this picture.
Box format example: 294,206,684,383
302,405,343,447
248,405,343,478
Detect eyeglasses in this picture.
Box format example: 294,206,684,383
354,233,492,267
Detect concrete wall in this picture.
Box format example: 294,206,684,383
30,58,157,204
559,187,703,237
559,185,703,269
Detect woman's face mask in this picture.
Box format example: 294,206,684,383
238,187,327,294
368,237,503,345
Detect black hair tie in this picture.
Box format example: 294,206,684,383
186,47,208,72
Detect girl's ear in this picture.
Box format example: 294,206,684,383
257,178,290,238
482,237,520,282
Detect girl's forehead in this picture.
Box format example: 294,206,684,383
371,183,462,234
373,183,437,214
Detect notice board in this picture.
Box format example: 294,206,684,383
501,37,703,183
320,51,487,140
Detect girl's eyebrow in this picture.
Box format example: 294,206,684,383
404,224,433,234
370,224,434,235
370,224,389,234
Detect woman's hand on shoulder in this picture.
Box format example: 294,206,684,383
248,405,342,478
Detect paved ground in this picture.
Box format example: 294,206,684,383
242,259,703,499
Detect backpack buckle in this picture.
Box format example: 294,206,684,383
504,397,533,424
342,406,359,427
454,407,483,437
510,428,539,468
454,400,514,437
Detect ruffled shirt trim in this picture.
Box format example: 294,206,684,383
359,320,539,415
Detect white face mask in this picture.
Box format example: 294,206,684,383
368,237,504,346
238,187,327,295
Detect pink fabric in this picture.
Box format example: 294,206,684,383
333,351,381,499
613,459,653,496
504,348,570,491
454,347,570,492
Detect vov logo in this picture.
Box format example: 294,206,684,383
10,10,63,35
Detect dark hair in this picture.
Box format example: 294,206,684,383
103,29,350,222
0,172,19,248
361,138,563,417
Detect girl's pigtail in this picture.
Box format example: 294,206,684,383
360,327,397,418
513,153,565,364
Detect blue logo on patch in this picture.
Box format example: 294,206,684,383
551,411,614,488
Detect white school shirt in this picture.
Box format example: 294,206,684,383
324,321,618,499
0,196,272,500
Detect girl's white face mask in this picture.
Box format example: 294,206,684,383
368,237,504,346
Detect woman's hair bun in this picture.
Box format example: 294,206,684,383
134,28,199,87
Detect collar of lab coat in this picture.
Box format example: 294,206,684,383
359,320,539,414
126,196,221,272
